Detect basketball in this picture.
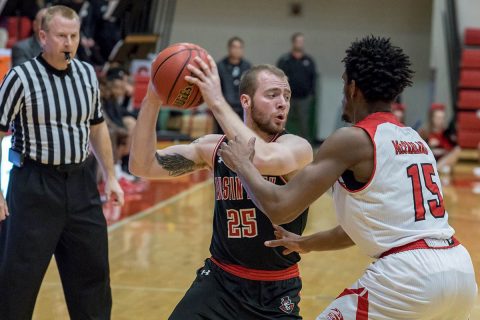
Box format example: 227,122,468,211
151,43,209,109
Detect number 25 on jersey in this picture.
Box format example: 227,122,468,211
227,208,258,238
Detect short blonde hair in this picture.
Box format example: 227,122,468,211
41,5,80,32
239,65,288,98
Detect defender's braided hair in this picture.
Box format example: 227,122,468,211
342,36,414,103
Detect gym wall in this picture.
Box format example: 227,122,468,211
170,0,433,139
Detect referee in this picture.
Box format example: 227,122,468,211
0,6,123,320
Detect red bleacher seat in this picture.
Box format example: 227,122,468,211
457,129,480,148
6,16,32,48
461,49,480,69
457,90,480,109
465,28,480,46
133,69,150,110
457,111,480,130
459,70,480,88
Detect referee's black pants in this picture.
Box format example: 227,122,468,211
0,157,112,320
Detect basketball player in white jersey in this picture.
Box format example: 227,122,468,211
188,36,478,319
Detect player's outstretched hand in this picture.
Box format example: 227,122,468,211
219,136,256,172
264,225,309,255
185,55,226,110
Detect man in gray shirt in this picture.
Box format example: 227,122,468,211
11,8,46,67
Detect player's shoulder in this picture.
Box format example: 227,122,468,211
331,126,371,144
193,134,224,153
322,127,372,157
195,134,224,145
275,133,313,154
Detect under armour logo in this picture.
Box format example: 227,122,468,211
279,296,294,314
218,156,224,164
200,269,211,276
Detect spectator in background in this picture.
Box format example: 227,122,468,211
391,102,406,124
11,8,46,67
103,70,136,178
419,103,461,174
277,32,317,142
216,36,251,132
94,0,122,62
51,0,104,65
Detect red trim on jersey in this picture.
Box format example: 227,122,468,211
339,112,402,193
269,132,282,142
210,257,300,281
211,135,226,170
336,287,369,319
379,237,460,259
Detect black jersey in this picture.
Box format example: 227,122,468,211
210,132,309,270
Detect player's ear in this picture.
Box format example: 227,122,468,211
39,29,47,47
349,79,357,99
240,94,251,110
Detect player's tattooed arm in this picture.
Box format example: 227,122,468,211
155,153,201,176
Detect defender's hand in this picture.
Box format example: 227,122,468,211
218,136,256,172
264,225,309,255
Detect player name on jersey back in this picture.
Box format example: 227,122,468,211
392,140,429,155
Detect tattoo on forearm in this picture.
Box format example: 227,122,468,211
155,153,197,176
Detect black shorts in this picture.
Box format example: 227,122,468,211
169,258,302,320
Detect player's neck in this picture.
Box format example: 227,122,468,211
247,121,275,141
352,102,391,124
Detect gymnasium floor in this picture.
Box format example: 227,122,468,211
28,160,480,319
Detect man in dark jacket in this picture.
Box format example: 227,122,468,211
216,36,251,131
277,32,317,141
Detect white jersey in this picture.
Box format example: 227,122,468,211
333,112,454,258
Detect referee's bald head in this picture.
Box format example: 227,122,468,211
41,5,80,32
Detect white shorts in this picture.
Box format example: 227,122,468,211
317,245,477,320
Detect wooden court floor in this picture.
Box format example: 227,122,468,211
34,174,480,319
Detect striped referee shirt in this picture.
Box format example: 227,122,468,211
0,55,104,165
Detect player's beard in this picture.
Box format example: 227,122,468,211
251,101,284,135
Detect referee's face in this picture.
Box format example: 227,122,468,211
40,14,80,68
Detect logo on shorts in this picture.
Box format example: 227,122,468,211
279,296,294,314
326,308,344,320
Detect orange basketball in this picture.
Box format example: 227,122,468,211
151,43,209,109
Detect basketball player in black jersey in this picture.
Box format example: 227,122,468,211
130,61,313,319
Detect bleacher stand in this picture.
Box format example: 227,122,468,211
457,28,480,149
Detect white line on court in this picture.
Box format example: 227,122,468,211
107,179,213,232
